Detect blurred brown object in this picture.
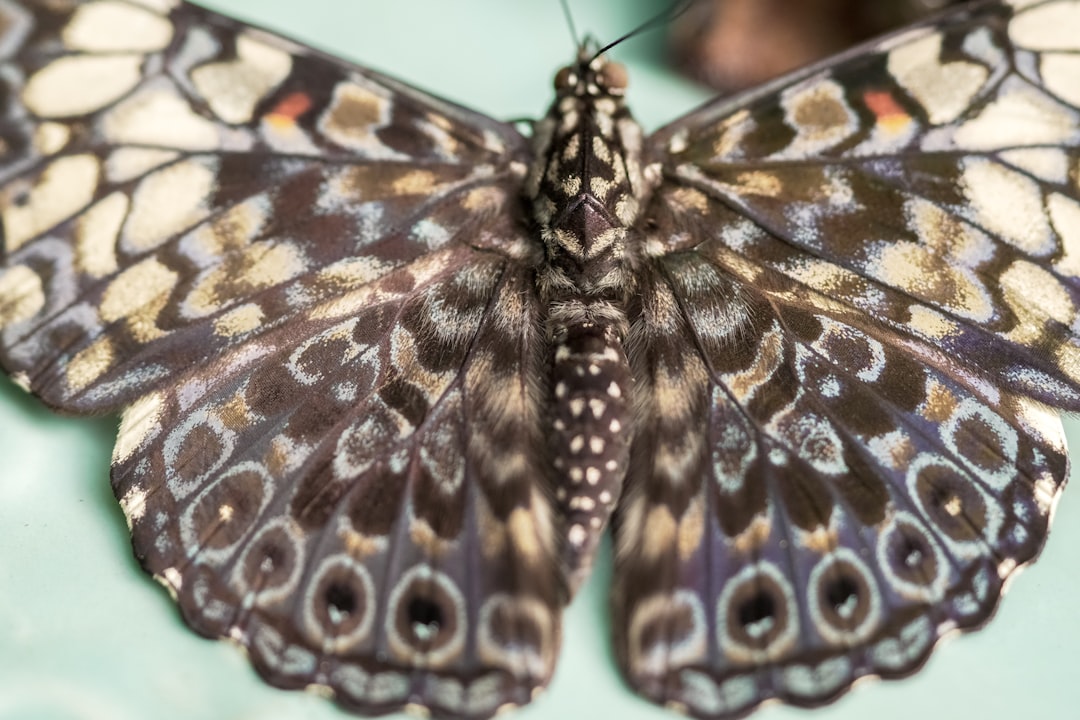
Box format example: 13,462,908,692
670,0,961,92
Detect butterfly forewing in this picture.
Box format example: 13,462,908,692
0,0,529,410
1,1,1079,719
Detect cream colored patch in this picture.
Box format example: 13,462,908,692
241,243,304,288
955,84,1075,149
2,153,99,252
907,305,959,339
1001,259,1074,326
868,429,916,471
1010,2,1080,50
213,303,264,337
1040,53,1080,106
409,518,453,557
66,336,115,392
733,513,772,554
123,159,216,252
1015,396,1066,451
313,248,452,320
190,196,269,257
120,486,148,523
113,391,165,463
0,265,45,326
871,242,993,322
392,169,438,195
785,257,858,295
185,243,304,316
651,366,699,423
1056,341,1080,385
319,81,391,152
104,88,220,150
677,499,705,562
735,171,783,197
799,524,838,554
887,32,987,125
1050,194,1080,276
779,77,856,154
33,122,70,155
341,527,388,558
100,257,178,323
76,192,128,278
315,256,392,290
668,186,710,214
23,55,142,118
1000,148,1069,184
922,380,959,422
461,186,503,213
63,1,172,52
507,507,544,565
724,325,784,400
963,159,1051,255
106,148,180,183
192,34,291,124
641,505,677,561
908,197,994,262
708,108,753,160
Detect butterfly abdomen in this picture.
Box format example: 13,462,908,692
527,53,652,589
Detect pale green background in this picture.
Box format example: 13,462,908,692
1,2,1078,719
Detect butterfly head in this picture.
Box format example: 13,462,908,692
553,47,628,99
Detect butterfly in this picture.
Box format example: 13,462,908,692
1,1,1079,719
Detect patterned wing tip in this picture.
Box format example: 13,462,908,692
122,488,559,720
611,405,1069,719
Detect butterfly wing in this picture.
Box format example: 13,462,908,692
0,1,562,716
615,1,1080,716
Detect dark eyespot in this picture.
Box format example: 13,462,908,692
737,591,776,637
325,582,356,622
408,597,444,641
825,575,860,618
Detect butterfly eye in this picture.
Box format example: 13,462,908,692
554,65,577,91
598,61,628,94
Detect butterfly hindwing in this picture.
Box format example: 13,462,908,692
611,1,1080,716
614,241,1068,715
112,250,562,716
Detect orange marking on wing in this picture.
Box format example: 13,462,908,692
264,92,313,130
864,90,912,134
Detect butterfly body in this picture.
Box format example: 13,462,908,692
0,1,1078,719
529,51,646,588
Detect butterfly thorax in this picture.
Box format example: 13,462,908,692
527,51,645,592
528,52,646,306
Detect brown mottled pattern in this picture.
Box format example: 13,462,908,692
0,1,1079,720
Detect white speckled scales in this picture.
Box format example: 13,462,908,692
0,1,1078,719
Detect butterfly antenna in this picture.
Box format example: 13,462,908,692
559,0,582,50
592,0,696,59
